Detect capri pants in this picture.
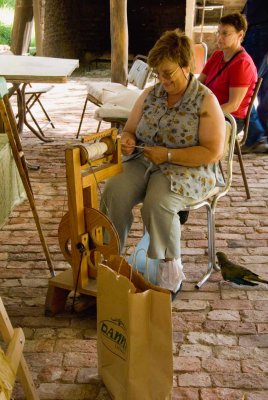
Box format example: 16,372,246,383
100,156,190,260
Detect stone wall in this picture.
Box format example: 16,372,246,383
42,0,186,61
128,0,186,56
41,0,247,61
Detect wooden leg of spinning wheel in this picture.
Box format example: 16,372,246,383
45,285,70,316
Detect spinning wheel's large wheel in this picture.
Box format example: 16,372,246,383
58,212,72,265
58,207,120,268
84,207,120,261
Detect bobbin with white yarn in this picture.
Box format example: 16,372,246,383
78,136,116,165
78,142,108,165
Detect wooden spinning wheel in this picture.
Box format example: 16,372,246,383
45,128,122,316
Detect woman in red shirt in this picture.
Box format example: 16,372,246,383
199,13,257,133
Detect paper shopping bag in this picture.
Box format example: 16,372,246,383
97,262,173,400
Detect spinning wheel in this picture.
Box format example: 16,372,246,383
45,128,122,315
58,208,120,275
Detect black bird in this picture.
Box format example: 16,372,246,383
216,251,268,286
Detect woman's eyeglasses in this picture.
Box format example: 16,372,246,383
154,66,180,81
215,30,237,38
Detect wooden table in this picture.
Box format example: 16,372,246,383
0,55,79,142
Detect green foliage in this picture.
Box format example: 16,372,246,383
0,1,35,50
0,1,14,45
0,23,12,45
0,0,15,7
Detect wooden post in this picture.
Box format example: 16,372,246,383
11,0,34,55
185,0,196,39
32,0,43,55
110,0,128,85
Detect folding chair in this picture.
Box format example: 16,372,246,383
182,113,237,288
235,77,263,199
0,297,39,399
22,83,55,136
76,55,152,137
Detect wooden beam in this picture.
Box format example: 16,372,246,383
110,0,128,85
32,0,43,55
11,0,34,55
185,0,195,39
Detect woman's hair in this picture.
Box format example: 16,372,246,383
147,29,195,72
220,13,248,33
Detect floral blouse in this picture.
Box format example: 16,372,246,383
136,75,224,200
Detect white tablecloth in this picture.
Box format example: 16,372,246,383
0,134,26,228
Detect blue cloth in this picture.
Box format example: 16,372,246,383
242,4,268,144
257,55,268,135
245,106,266,146
242,0,268,28
128,232,159,284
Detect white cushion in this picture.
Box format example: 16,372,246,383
95,86,142,120
87,81,126,104
102,85,141,106
87,58,150,103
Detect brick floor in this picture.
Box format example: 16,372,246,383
0,72,268,400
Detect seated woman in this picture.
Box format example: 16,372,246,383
101,29,225,294
199,13,257,134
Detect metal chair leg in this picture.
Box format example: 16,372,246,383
235,139,251,199
16,89,55,138
96,119,102,132
76,98,88,138
31,94,55,129
26,102,46,136
195,204,219,289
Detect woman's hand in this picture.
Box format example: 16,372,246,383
121,131,136,155
143,146,168,165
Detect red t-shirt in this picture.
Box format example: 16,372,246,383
202,48,257,119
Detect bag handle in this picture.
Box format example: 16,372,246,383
205,50,244,87
117,247,133,281
131,247,150,281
